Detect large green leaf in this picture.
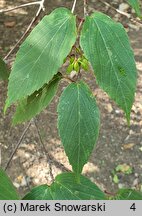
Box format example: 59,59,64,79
6,7,77,109
0,57,9,80
0,168,19,200
13,73,61,124
112,189,142,200
57,81,100,175
23,172,106,200
127,0,142,18
80,12,137,124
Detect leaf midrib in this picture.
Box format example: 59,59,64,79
93,18,129,115
19,16,70,81
77,84,81,174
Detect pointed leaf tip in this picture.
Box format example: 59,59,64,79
58,81,100,175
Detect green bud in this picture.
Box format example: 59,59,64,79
81,59,89,71
73,61,80,72
70,56,75,64
67,64,74,74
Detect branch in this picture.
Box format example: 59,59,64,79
84,0,88,17
0,1,41,13
71,0,77,14
78,18,84,32
4,120,32,171
4,0,45,60
100,0,142,26
100,0,130,17
34,119,54,182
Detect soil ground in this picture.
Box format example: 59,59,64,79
0,0,142,197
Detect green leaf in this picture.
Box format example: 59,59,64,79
74,61,80,72
23,185,53,200
67,64,74,74
0,168,19,200
113,189,142,200
127,0,142,18
6,7,77,109
57,81,100,175
0,57,9,80
80,59,89,71
23,172,106,200
80,12,137,124
70,56,75,64
13,73,61,124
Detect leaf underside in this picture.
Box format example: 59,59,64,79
57,81,100,175
80,12,137,124
23,172,106,200
6,7,77,109
13,73,61,124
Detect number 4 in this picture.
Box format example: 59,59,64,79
130,203,136,211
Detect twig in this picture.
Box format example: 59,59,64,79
34,119,54,182
4,0,45,60
48,154,70,172
84,0,88,17
78,18,84,33
100,0,131,18
71,0,77,14
0,1,41,13
100,0,142,26
4,121,32,171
